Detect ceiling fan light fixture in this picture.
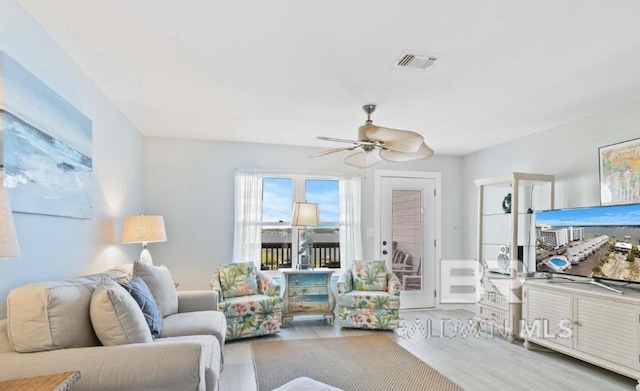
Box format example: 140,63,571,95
344,150,381,169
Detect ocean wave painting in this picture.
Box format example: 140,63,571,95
0,52,92,219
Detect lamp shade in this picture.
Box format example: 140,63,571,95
0,185,20,258
122,215,167,244
291,202,320,227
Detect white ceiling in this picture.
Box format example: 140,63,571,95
16,0,640,156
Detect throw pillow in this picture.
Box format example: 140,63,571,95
353,260,389,291
120,276,163,339
90,278,152,346
133,262,179,317
216,261,258,299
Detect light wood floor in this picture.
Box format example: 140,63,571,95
220,309,638,391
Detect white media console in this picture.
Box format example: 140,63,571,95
523,279,640,390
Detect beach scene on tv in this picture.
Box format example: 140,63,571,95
535,204,640,283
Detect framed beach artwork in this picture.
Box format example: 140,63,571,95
0,51,93,219
599,137,640,206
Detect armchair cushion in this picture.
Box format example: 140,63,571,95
216,262,259,299
218,295,282,318
133,262,178,317
337,270,353,294
257,271,281,296
337,291,400,310
353,260,388,291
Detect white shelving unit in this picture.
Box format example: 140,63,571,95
475,172,554,342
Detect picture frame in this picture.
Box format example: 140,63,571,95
598,137,640,205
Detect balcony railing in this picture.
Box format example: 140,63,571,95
261,242,340,270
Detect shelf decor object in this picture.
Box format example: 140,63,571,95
599,137,640,206
122,215,167,265
475,172,554,342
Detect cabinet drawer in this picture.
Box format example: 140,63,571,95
478,304,510,329
479,289,509,310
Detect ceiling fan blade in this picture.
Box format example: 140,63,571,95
363,125,424,153
309,147,356,157
379,143,435,162
343,149,382,169
317,136,375,146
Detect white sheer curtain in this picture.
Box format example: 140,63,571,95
233,172,263,267
339,176,363,269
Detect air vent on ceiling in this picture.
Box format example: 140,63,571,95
395,52,438,70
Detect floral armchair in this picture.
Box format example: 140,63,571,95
210,261,283,340
336,260,401,330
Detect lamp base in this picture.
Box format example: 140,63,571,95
139,248,154,265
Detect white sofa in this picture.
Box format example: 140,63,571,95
0,265,227,391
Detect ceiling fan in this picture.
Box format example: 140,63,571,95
313,104,434,168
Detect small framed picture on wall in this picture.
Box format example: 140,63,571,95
599,137,640,205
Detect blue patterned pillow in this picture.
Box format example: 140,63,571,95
119,277,163,339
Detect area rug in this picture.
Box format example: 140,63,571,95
251,334,464,391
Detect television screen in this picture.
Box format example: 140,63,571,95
535,203,640,283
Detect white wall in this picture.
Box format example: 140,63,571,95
143,137,463,291
0,0,144,318
461,99,640,259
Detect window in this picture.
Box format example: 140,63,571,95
260,176,340,270
233,172,361,272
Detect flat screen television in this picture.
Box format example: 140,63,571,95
535,203,640,287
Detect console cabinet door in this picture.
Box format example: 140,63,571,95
523,286,573,348
574,296,640,371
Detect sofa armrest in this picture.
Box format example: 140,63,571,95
0,341,208,391
387,272,401,297
256,271,281,297
178,290,218,313
337,270,353,294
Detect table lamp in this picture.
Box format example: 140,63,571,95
291,202,320,270
122,215,167,265
0,181,20,259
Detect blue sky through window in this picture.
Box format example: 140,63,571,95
535,204,640,227
306,179,339,224
262,177,339,224
262,178,292,222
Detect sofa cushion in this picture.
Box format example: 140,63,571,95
120,276,163,339
133,262,178,317
352,260,388,291
90,278,153,346
216,261,258,299
6,275,103,353
154,334,220,391
337,291,400,310
0,320,14,353
160,311,227,351
103,263,134,283
218,294,282,317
